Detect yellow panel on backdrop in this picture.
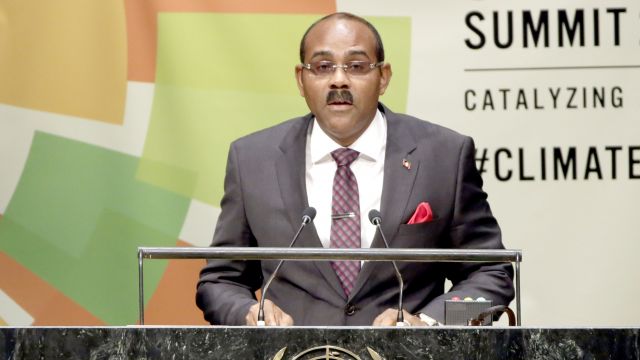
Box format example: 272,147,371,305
0,0,127,124
137,13,410,205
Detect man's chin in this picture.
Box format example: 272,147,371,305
320,114,355,128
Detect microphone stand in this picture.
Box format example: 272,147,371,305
369,210,405,326
257,209,315,326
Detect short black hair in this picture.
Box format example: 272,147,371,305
299,12,385,63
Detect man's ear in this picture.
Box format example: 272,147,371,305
295,64,305,97
378,63,392,96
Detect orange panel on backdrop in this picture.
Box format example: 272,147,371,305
124,0,336,82
0,252,104,325
143,240,208,325
0,0,127,123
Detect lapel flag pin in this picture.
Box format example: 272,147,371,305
402,158,411,170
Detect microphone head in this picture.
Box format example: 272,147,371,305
302,207,317,224
368,209,382,225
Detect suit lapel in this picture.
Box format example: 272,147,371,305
275,117,310,235
378,106,419,245
275,115,345,298
350,105,419,299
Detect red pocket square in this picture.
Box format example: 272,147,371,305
407,202,434,224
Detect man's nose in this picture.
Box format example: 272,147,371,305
329,67,350,89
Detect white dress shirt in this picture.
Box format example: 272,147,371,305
304,111,440,325
305,109,387,250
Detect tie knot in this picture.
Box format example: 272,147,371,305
331,148,359,167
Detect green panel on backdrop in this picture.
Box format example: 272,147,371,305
0,132,189,324
137,13,411,205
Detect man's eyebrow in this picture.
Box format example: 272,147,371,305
346,49,371,59
309,50,333,60
308,49,372,61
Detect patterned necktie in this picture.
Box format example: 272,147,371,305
330,148,361,297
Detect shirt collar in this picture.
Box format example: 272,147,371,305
309,109,387,164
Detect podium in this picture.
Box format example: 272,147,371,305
3,249,639,358
2,327,638,359
137,247,523,325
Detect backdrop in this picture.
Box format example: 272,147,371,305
0,0,638,326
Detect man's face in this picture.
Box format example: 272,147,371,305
296,18,392,147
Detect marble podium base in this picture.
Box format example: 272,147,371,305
1,326,638,359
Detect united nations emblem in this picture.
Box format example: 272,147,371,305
270,345,384,360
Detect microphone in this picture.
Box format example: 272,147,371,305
368,209,405,326
257,207,316,326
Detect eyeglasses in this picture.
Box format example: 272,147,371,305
301,61,384,76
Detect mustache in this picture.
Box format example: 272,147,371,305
326,90,353,104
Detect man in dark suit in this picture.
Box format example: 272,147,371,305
196,12,514,326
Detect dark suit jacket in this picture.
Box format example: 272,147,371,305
196,104,514,325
